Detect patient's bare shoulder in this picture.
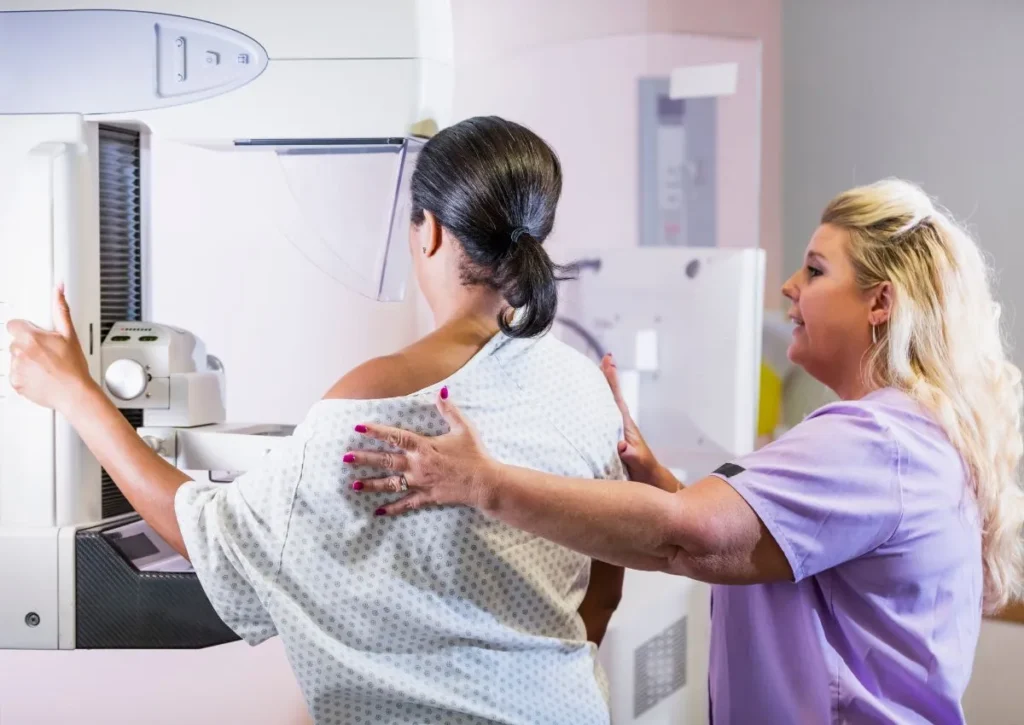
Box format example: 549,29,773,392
323,334,480,401
323,354,421,400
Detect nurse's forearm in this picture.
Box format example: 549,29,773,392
477,463,792,585
64,381,192,557
478,464,689,572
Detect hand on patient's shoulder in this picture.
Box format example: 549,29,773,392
323,355,418,400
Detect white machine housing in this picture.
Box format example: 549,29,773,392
0,2,454,140
554,247,765,725
0,0,454,650
102,321,226,428
556,247,765,475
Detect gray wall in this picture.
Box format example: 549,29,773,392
783,1,1024,721
783,0,1024,330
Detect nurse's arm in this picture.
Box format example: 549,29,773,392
476,466,793,585
351,396,792,585
352,435,791,586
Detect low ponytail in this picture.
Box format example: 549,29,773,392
493,233,574,338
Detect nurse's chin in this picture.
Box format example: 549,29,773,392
786,340,807,366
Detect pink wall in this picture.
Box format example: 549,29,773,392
651,0,784,301
452,33,762,265
452,0,784,299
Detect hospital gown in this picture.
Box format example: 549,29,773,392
175,332,625,724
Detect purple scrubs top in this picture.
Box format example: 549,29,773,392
708,387,982,724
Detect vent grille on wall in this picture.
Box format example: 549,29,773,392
98,125,144,518
634,615,688,718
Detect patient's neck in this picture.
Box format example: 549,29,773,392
428,287,505,342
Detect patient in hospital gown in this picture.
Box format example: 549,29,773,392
173,117,626,725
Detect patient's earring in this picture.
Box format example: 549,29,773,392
871,325,878,345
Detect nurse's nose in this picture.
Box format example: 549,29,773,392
781,272,799,302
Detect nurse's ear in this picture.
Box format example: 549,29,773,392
867,281,894,327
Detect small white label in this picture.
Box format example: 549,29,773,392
670,63,739,100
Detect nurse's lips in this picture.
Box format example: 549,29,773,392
789,313,805,332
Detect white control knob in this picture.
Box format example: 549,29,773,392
104,359,149,400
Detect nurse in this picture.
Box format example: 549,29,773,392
347,178,1024,724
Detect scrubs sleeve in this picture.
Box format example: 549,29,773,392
174,422,316,645
709,402,904,581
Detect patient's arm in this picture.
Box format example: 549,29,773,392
65,383,192,557
578,560,624,646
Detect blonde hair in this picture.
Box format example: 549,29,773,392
822,178,1024,613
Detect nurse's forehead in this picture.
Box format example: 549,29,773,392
806,224,849,260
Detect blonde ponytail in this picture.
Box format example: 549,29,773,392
822,179,1024,612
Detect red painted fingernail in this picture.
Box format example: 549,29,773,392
354,424,367,433
440,386,449,400
352,481,364,491
343,454,355,463
374,508,386,516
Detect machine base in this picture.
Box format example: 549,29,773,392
75,518,238,649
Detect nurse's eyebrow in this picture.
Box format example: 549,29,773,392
806,251,827,264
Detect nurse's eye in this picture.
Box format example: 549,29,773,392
806,265,823,279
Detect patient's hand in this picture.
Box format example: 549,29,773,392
6,284,97,412
600,355,679,493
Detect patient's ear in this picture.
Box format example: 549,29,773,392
422,210,442,258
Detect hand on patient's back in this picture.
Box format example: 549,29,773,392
6,285,94,411
600,354,677,492
345,387,499,516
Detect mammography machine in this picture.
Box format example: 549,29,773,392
0,1,452,650
0,6,765,725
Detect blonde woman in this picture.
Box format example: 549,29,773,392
347,179,1024,724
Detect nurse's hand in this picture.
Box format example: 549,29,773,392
6,285,97,413
600,354,680,493
345,388,500,516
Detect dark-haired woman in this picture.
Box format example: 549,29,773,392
7,116,625,725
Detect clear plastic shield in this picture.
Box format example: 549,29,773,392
232,137,424,302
